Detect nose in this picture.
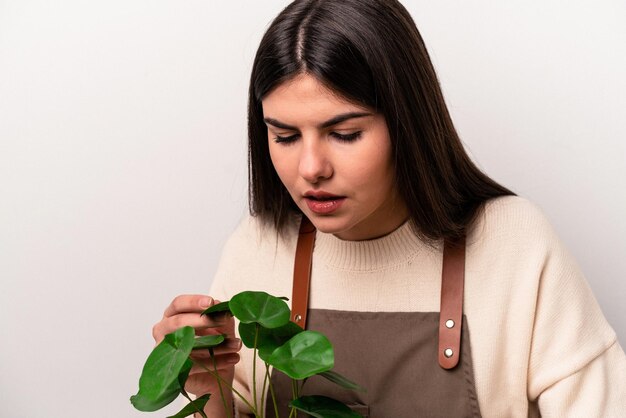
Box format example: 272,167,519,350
298,137,333,184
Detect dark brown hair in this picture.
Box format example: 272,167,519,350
248,0,515,242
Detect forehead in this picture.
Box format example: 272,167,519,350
262,74,369,121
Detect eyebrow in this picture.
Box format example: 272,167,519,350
263,111,372,131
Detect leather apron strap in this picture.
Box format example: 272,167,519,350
290,216,316,327
291,216,466,370
438,236,466,369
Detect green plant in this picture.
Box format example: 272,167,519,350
131,291,364,418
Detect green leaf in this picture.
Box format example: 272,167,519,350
131,362,189,412
166,394,211,418
130,326,195,412
192,334,225,350
289,396,363,418
177,359,193,393
267,331,334,379
239,321,303,361
201,301,231,317
319,370,366,392
130,388,179,412
229,291,290,329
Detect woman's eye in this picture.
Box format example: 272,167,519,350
273,131,362,144
274,134,299,144
331,131,362,142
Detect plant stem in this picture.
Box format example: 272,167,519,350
267,367,279,418
180,389,208,418
287,379,296,418
261,362,269,416
199,364,257,415
209,348,232,418
299,378,307,394
253,324,259,415
291,380,298,418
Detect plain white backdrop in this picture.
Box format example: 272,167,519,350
1,1,624,417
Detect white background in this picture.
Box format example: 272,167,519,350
1,1,624,417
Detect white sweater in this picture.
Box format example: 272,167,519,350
210,196,626,417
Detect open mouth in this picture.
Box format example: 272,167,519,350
303,193,346,214
306,195,339,201
303,191,345,200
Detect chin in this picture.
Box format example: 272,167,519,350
307,215,359,238
308,217,345,232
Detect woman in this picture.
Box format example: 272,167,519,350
152,0,626,416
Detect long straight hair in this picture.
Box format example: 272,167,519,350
248,0,515,242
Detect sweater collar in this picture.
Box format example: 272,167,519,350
313,221,427,271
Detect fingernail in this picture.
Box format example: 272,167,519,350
199,296,213,308
227,355,240,364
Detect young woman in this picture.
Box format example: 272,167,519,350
151,1,626,416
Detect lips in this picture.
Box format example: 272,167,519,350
303,191,346,215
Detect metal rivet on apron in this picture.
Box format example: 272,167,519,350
445,319,455,329
444,348,454,358
294,314,302,323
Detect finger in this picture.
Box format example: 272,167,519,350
195,327,230,337
153,313,214,342
189,353,240,374
190,338,242,358
193,324,236,341
153,312,235,343
163,294,213,318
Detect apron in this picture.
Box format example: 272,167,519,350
265,218,483,418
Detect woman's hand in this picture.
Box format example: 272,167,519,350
152,295,241,398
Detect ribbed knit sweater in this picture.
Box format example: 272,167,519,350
210,196,626,417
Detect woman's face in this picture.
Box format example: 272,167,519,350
262,74,408,241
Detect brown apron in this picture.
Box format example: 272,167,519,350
266,218,483,418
